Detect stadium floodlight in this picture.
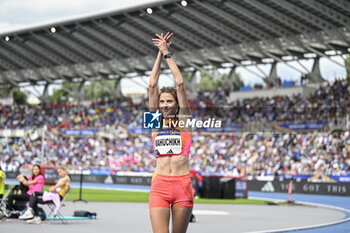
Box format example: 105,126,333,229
282,56,294,61
304,53,317,58
5,36,10,41
241,60,253,65
181,0,188,7
262,58,274,63
147,8,153,14
324,50,337,56
222,63,233,68
50,27,56,33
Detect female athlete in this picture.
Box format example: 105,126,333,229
148,32,193,233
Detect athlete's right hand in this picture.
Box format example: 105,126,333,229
152,32,173,53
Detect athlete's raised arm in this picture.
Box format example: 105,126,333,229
148,50,162,110
153,33,190,115
149,32,173,110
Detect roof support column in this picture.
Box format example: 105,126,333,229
227,67,240,91
113,77,123,98
189,70,198,93
182,69,198,94
41,83,51,103
77,80,86,102
264,62,280,88
306,57,325,83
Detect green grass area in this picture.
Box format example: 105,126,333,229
66,188,150,202
4,187,287,205
64,188,287,205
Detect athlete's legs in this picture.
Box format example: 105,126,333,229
150,207,171,233
171,206,192,233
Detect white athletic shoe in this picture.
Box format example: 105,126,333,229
26,216,41,224
19,209,33,220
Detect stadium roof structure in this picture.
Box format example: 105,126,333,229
0,0,349,91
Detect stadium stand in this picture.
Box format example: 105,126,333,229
0,0,349,178
0,79,349,177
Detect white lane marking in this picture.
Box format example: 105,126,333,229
192,210,230,216
245,196,350,233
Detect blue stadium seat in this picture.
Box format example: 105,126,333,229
240,86,252,92
282,81,294,88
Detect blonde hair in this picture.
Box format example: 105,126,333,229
57,166,68,172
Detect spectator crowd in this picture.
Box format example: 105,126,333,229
0,79,349,177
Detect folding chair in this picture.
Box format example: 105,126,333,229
45,187,71,224
0,197,8,218
0,184,23,218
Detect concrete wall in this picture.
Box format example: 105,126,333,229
229,84,321,102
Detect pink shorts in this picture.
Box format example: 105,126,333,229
149,173,194,209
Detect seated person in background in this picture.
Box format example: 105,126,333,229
19,166,70,224
6,164,44,213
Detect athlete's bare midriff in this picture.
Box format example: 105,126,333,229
155,155,190,176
